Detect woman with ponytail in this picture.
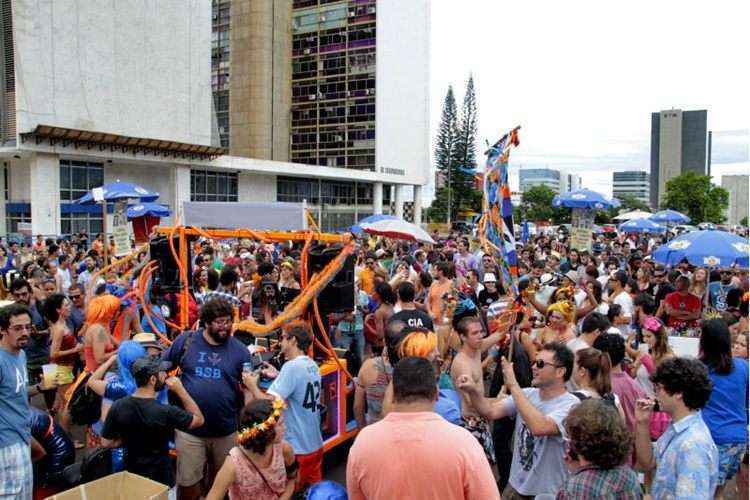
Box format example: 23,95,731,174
572,347,626,422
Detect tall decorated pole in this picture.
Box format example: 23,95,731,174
480,126,521,297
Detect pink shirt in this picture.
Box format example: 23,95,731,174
611,370,647,434
346,411,500,500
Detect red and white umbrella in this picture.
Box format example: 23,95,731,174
358,217,435,244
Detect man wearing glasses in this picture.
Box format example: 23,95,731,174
458,342,579,499
357,252,385,295
0,303,39,500
161,298,252,500
708,268,737,313
65,284,86,336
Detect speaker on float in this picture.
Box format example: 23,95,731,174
307,245,355,313
149,236,194,293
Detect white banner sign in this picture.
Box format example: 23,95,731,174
569,208,593,252
112,201,130,256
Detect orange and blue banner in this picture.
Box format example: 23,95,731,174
482,127,521,296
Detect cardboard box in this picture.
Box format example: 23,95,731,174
46,471,169,500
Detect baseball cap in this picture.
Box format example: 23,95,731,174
130,356,171,381
483,273,497,283
240,252,254,261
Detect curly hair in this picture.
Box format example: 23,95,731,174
238,400,277,454
41,293,67,324
650,357,713,410
199,297,234,326
564,399,632,469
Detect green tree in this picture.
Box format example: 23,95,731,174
429,77,481,221
661,172,729,224
741,216,748,227
452,75,479,216
427,86,458,222
520,185,569,224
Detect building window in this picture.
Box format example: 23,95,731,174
59,160,104,202
190,169,238,202
61,212,103,236
277,176,319,204
6,211,30,233
3,162,7,201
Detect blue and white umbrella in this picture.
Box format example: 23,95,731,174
356,216,435,244
618,218,666,234
75,180,160,205
350,214,398,235
649,209,690,224
552,189,621,210
127,203,171,219
652,230,749,268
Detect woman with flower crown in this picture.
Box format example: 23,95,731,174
207,399,297,500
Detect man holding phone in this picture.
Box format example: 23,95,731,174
243,321,323,492
634,357,718,499
458,341,580,498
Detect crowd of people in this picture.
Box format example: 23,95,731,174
0,226,747,499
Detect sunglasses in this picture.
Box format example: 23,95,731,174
69,294,83,300
534,359,563,369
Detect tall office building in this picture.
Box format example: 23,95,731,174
212,0,292,160
613,171,650,205
209,0,430,229
519,168,561,194
722,175,749,226
559,171,582,193
650,109,711,208
0,0,428,235
284,0,430,228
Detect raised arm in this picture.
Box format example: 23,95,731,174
456,375,510,420
502,358,561,436
165,377,205,429
87,355,118,396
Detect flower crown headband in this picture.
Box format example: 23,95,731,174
238,399,286,445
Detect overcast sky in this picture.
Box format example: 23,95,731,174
428,0,749,197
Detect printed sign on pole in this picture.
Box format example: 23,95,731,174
112,201,131,257
569,208,593,252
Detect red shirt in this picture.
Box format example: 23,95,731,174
664,291,701,329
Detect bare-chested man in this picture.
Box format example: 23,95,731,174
450,316,504,465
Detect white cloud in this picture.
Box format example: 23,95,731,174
427,0,750,200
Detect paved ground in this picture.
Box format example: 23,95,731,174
322,439,351,486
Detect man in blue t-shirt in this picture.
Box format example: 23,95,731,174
244,321,324,491
161,298,251,500
0,303,34,499
708,269,736,313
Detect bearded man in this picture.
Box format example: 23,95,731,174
162,298,252,500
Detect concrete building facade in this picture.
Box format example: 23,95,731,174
559,171,582,193
722,175,749,226
519,168,561,194
650,109,711,208
0,0,429,236
613,171,650,206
